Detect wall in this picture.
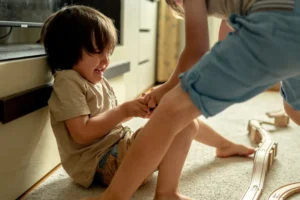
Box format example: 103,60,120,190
0,1,157,199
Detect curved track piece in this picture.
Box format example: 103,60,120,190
241,120,278,200
268,182,300,200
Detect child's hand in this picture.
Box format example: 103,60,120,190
143,84,171,112
123,98,150,118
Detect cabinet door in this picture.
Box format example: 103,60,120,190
138,60,155,92
138,0,158,93
139,32,152,63
138,32,156,92
140,0,157,30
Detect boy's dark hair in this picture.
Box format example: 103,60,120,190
40,5,117,74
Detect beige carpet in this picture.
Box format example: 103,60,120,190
23,91,300,200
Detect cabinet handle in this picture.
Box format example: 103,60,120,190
140,29,150,32
138,59,150,65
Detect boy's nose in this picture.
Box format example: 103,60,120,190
101,54,110,65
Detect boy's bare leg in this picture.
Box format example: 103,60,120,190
284,101,300,125
83,119,199,200
154,120,199,200
99,85,200,200
195,120,255,157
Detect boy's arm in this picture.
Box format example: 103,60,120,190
144,0,210,107
65,104,128,145
120,116,133,124
165,0,210,89
219,19,233,41
65,98,149,145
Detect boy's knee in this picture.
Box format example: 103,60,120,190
179,119,199,139
159,87,186,114
159,85,198,116
190,119,200,135
284,102,300,125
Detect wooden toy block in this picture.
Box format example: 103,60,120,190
268,182,300,200
268,150,274,169
263,110,290,127
274,142,278,157
248,121,263,144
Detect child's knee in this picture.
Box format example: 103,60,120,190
190,119,200,135
159,90,183,115
159,85,195,115
182,119,199,138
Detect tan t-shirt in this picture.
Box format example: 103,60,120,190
48,70,126,188
207,0,257,18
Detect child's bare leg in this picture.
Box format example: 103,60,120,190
154,120,199,200
195,119,255,157
284,101,300,125
101,85,200,200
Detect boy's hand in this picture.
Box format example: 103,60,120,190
143,84,171,111
123,98,150,118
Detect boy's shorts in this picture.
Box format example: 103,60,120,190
93,127,153,187
180,0,300,117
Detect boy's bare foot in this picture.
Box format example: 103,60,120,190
154,193,194,200
216,143,255,158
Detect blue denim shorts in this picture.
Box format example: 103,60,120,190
92,127,153,187
93,144,119,187
180,0,300,117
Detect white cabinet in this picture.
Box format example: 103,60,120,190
139,32,152,62
138,61,156,92
137,0,158,93
140,0,158,30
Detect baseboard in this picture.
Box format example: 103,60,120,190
17,164,62,200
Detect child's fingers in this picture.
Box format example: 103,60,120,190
145,113,152,118
138,97,147,104
144,93,151,104
148,98,157,109
138,103,150,113
140,110,149,118
143,111,152,118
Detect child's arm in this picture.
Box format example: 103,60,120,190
65,98,149,145
165,0,210,89
144,0,210,108
219,19,234,41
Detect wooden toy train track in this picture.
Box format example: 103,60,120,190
268,182,300,200
240,119,278,200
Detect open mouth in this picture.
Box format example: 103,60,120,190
94,68,104,74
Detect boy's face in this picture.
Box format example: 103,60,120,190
73,49,110,84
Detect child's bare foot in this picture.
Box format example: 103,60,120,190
216,143,255,158
154,192,194,200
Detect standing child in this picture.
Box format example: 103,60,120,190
41,5,254,199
